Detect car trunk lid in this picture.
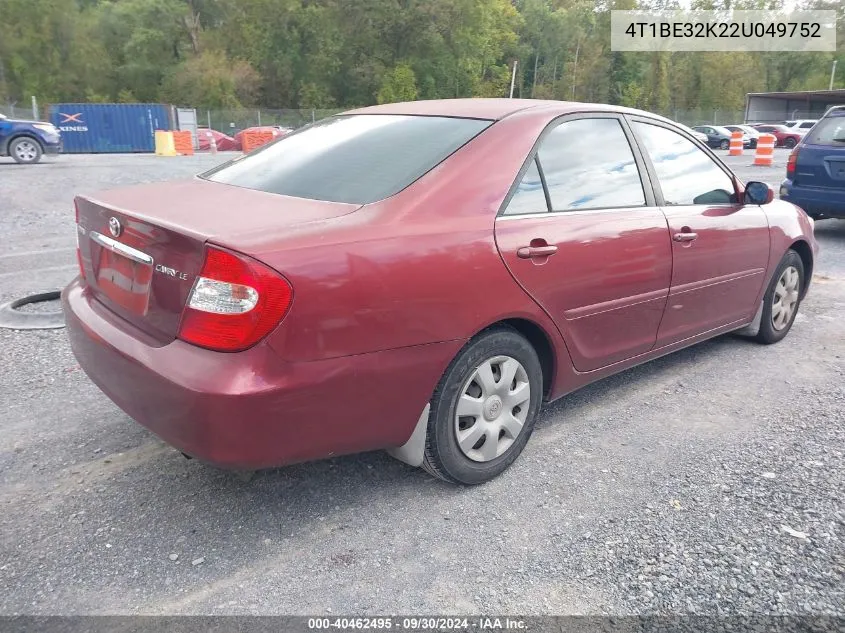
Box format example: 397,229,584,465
794,145,845,188
75,178,360,344
794,116,845,188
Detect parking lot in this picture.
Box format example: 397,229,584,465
0,149,842,616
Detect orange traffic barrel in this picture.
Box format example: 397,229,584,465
172,130,194,156
753,133,775,166
729,131,743,156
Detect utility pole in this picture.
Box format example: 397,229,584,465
509,60,518,98
830,60,838,91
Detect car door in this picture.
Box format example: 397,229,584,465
494,114,672,372
628,118,770,346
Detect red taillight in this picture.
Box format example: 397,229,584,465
177,246,293,352
74,200,86,281
786,147,799,179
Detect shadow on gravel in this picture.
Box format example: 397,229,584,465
812,218,845,238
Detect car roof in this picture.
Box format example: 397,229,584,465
343,98,676,123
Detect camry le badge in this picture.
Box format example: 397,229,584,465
154,264,189,281
108,216,122,238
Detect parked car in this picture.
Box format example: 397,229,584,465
751,124,804,148
0,111,62,164
725,124,761,148
679,124,709,144
63,99,817,485
233,125,293,151
780,105,845,219
691,125,751,150
782,119,818,131
197,127,237,151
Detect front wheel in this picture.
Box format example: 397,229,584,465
719,139,730,150
755,250,804,345
784,137,797,149
10,137,43,164
422,328,543,485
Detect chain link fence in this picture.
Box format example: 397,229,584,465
200,108,351,135
2,103,39,120
198,107,761,133
656,109,746,126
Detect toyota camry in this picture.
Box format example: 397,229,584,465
63,99,818,485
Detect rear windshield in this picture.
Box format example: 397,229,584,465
803,116,845,146
201,114,492,204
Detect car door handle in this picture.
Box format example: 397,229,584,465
517,245,558,259
673,232,698,243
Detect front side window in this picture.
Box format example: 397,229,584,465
536,118,646,212
633,122,737,206
201,114,492,205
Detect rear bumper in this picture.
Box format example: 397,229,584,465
63,279,458,469
780,180,845,218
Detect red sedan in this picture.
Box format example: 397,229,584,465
64,99,817,485
750,124,804,148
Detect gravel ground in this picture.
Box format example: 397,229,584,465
0,150,843,619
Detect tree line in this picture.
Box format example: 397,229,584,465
0,0,842,115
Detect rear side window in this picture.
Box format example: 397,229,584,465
538,118,646,211
803,117,845,146
504,157,548,215
201,115,492,204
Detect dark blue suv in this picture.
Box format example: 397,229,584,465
0,112,62,164
780,105,845,219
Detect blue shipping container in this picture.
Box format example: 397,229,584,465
49,103,172,153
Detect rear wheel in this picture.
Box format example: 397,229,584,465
422,328,543,485
719,139,729,150
755,250,804,345
10,137,43,164
784,137,797,149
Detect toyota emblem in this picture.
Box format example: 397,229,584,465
108,216,122,238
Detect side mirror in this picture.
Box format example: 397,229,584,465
744,181,774,205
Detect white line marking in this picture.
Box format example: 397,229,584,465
0,247,76,259
0,264,77,278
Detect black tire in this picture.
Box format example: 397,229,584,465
784,137,797,149
422,327,543,485
9,137,43,164
754,250,804,345
720,139,729,150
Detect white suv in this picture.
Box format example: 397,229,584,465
782,119,818,131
